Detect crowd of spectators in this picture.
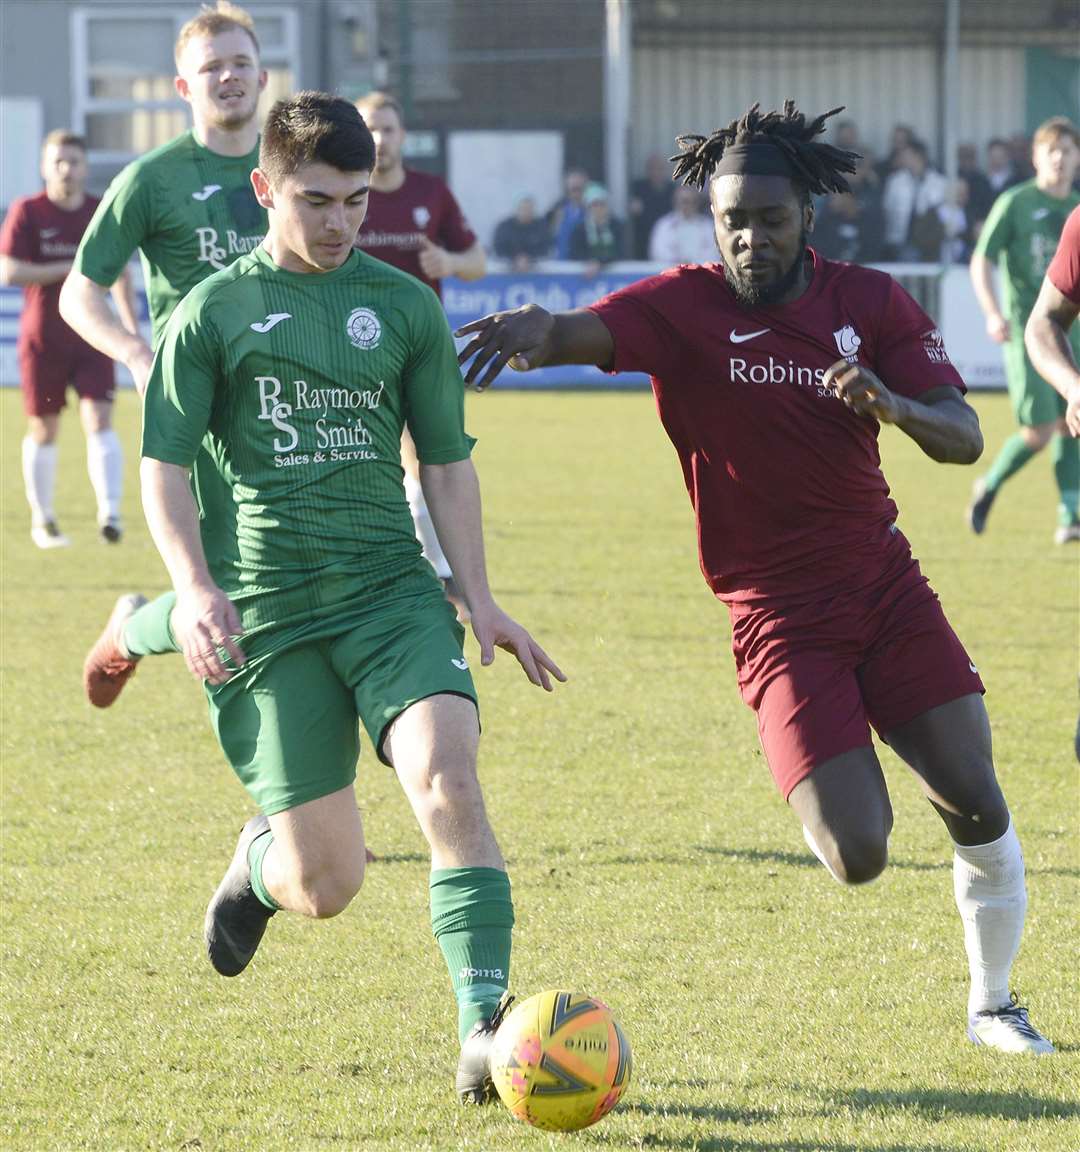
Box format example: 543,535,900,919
488,121,1071,273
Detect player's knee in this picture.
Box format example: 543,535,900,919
293,856,364,918
408,758,480,813
830,833,889,886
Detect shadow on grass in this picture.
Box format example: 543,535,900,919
594,1130,966,1152
837,1086,1080,1121
595,1083,1075,1150
697,845,1079,879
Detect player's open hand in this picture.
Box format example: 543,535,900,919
468,602,566,691
824,359,903,425
172,582,246,685
455,305,555,390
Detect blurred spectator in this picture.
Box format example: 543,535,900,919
882,139,949,261
939,177,972,263
628,152,675,259
1008,133,1036,183
569,183,625,276
493,194,550,271
986,137,1021,194
812,189,886,264
832,117,863,153
875,123,917,184
648,185,715,266
547,168,589,260
957,143,994,239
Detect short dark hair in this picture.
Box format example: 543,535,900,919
260,91,376,184
671,100,858,201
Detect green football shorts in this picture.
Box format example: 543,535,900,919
207,590,478,815
1003,336,1067,427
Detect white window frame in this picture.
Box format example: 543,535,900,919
71,5,300,167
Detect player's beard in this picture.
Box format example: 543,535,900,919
721,224,808,308
206,92,258,131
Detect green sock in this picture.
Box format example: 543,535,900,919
121,591,180,658
248,828,281,911
1051,433,1080,526
984,433,1036,493
430,867,514,1044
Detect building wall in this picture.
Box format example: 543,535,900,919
631,43,1031,177
0,0,315,196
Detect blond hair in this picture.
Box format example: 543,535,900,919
355,91,405,127
175,1,259,68
41,129,86,156
1033,116,1080,151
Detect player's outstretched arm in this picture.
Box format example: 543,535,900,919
60,271,154,393
140,458,245,685
823,360,983,465
420,458,566,691
1025,277,1080,437
455,306,614,390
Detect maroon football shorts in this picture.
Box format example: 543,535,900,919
19,338,115,417
729,533,985,800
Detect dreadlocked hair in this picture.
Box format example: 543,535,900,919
670,101,859,197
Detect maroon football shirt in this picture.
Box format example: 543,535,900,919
355,168,477,297
589,249,966,605
1047,204,1080,304
0,191,102,349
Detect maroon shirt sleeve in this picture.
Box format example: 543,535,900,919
588,275,687,377
435,184,477,254
872,276,966,399
0,197,34,261
1047,205,1080,305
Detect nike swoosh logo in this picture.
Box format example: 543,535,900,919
40,228,60,238
192,184,223,201
730,328,770,344
1031,208,1050,220
451,657,469,671
250,313,292,333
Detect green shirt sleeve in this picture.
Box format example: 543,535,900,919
74,161,153,287
142,289,221,467
401,284,476,465
973,189,1014,262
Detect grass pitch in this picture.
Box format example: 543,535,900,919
2,388,1077,1152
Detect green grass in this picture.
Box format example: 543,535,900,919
2,388,1077,1152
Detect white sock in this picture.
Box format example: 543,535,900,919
22,436,57,526
404,472,451,580
802,823,845,884
953,817,1026,1016
86,428,123,523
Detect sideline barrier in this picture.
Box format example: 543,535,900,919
0,261,1005,390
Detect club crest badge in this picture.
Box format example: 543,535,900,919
833,324,861,362
346,307,381,350
413,205,431,229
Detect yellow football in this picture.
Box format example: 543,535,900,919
489,990,632,1131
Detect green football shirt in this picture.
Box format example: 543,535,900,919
74,130,266,344
142,246,473,642
975,180,1080,325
